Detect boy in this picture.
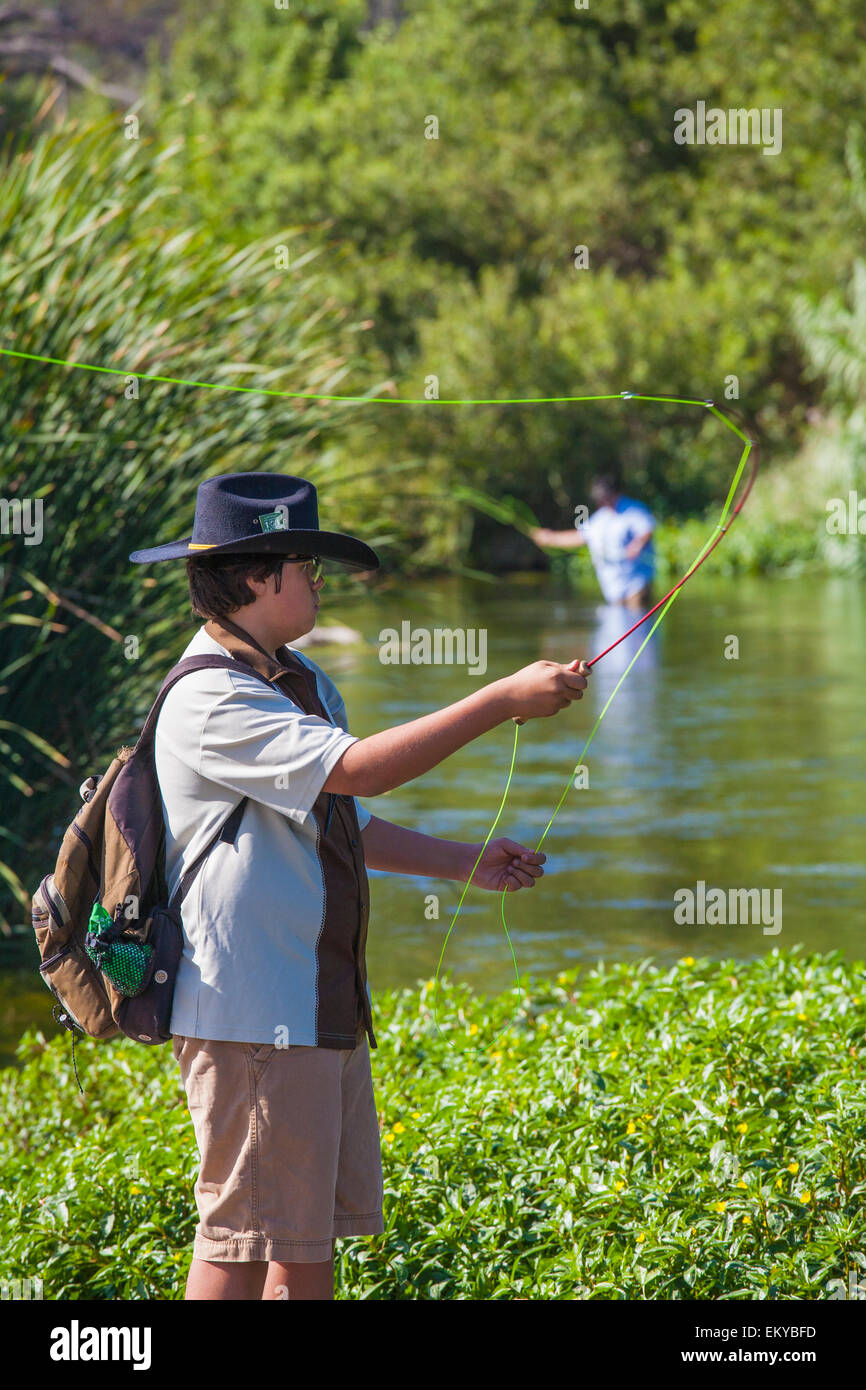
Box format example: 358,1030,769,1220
130,471,588,1301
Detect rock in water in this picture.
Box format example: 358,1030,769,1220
292,624,362,648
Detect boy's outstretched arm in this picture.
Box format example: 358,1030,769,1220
322,658,589,798
360,815,546,894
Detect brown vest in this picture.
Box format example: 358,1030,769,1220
205,616,376,1050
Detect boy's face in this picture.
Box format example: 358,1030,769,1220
243,555,325,647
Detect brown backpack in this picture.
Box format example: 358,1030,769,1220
31,653,273,1079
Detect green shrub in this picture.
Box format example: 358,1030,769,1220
0,112,397,928
1,949,863,1300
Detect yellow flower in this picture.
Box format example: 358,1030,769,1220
614,1180,625,1191
392,1122,405,1134
641,1112,653,1121
713,1201,726,1213
626,1120,636,1135
636,1233,646,1244
129,1185,142,1195
775,1177,783,1189
742,1214,751,1225
384,1133,394,1145
468,1023,478,1036
539,1019,549,1029
787,1161,799,1174
489,1051,503,1063
610,1048,619,1059
411,1111,421,1119
799,1191,812,1204
796,1012,807,1022
681,956,695,966
557,973,569,985
737,1123,747,1134
737,1180,747,1189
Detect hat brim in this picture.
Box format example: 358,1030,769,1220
130,529,380,572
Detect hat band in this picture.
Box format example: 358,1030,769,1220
188,542,218,550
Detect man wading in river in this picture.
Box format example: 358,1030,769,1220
130,471,589,1301
530,469,656,610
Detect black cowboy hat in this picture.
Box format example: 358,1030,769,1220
129,472,379,571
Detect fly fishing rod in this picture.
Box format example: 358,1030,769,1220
434,395,760,1042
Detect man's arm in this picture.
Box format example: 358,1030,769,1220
361,814,546,893
529,524,588,550
624,528,653,560
322,658,589,798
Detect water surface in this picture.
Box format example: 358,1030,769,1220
2,570,863,1062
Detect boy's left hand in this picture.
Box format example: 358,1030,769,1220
468,837,546,892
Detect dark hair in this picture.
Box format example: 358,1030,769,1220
185,552,285,621
590,468,623,495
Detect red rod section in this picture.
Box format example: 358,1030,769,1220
585,435,759,670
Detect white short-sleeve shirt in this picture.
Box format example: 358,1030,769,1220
154,624,372,1046
581,497,655,603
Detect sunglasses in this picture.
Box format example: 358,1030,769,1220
283,554,324,583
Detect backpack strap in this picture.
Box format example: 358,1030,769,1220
136,653,279,915
136,654,279,755
168,795,247,915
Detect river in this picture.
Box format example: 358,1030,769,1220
1,570,863,1063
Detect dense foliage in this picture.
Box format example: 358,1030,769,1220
140,0,866,553
0,952,863,1300
0,116,394,927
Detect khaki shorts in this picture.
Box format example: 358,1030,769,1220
172,1034,384,1263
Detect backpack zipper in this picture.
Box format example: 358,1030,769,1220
70,821,100,887
39,875,70,931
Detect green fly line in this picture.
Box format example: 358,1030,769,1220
0,347,758,1047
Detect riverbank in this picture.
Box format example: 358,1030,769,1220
1,949,862,1299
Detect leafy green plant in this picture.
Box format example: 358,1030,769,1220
0,110,401,929
1,949,863,1300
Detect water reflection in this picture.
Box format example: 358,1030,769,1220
349,572,865,994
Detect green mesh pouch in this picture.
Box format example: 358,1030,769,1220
85,902,153,998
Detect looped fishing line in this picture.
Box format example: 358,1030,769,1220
0,350,760,1053
431,395,759,1046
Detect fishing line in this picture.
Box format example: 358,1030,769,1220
432,397,759,1045
0,348,760,1044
